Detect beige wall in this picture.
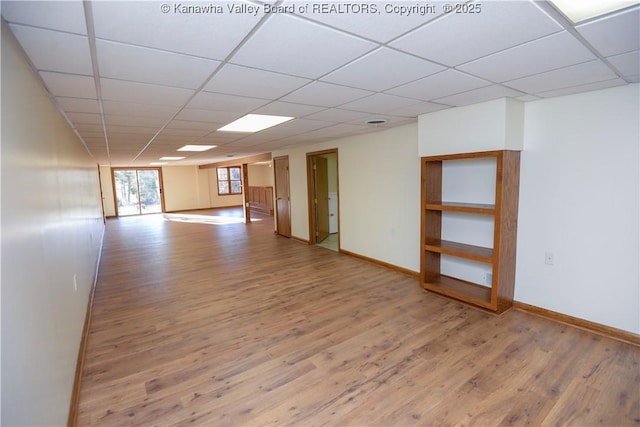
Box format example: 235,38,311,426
100,164,272,214
248,163,273,187
1,22,105,426
99,165,116,216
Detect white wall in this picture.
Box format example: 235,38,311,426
516,84,640,333
273,124,421,272
1,22,105,426
419,97,524,156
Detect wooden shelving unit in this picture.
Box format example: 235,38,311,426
420,150,520,313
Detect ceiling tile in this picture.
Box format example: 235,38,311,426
260,118,335,136
66,112,102,125
346,115,415,128
160,127,210,138
83,136,106,145
387,69,492,101
230,13,377,78
75,124,104,133
104,126,157,136
100,78,194,106
9,25,92,75
390,1,562,66
174,108,244,124
386,101,451,117
56,97,101,114
505,60,618,93
321,47,445,91
576,7,640,57
227,134,281,148
280,81,373,107
203,63,311,99
195,133,247,145
187,91,269,112
165,120,221,132
40,72,97,98
433,85,524,107
289,123,371,140
102,101,178,120
536,78,627,98
1,0,87,34
251,101,326,117
339,93,423,114
303,108,371,123
91,1,261,60
104,115,166,128
607,50,640,79
96,40,220,89
292,1,444,43
459,31,596,82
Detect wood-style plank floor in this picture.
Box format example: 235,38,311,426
78,208,640,426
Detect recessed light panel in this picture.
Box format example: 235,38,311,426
177,145,217,152
150,162,168,165
159,156,185,161
218,114,294,133
549,0,638,23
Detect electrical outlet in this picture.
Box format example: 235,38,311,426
545,252,554,265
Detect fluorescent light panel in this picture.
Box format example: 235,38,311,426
160,156,185,161
177,145,217,152
549,0,638,22
150,162,168,165
218,114,294,133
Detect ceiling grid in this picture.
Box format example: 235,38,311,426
1,0,637,166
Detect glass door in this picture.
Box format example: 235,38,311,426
113,168,163,216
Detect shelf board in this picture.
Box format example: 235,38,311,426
425,202,495,215
422,274,494,309
424,239,493,263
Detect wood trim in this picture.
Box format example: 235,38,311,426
339,249,419,278
420,150,513,162
306,148,339,246
67,226,105,427
198,152,272,169
512,301,640,346
290,235,310,245
163,206,243,214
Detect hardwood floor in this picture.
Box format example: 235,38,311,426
77,208,640,426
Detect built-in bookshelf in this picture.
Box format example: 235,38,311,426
420,150,520,313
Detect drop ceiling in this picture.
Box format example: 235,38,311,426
2,0,638,166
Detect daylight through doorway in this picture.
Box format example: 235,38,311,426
113,168,163,216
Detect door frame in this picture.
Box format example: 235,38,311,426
273,156,291,237
306,149,339,246
111,167,165,217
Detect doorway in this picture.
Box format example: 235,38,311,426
307,150,339,251
273,156,291,237
112,168,164,216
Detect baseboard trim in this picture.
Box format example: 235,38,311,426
164,205,243,214
67,225,105,427
512,301,640,346
339,249,419,278
290,235,310,245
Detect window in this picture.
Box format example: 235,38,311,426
217,166,242,195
